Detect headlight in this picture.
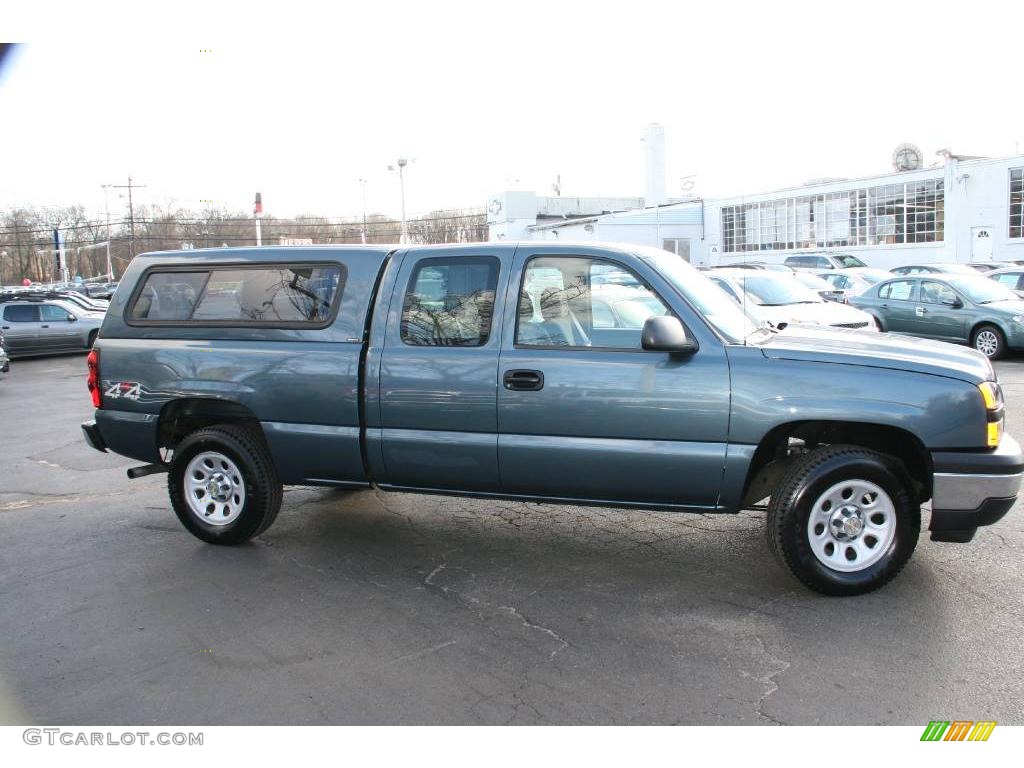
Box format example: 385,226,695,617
978,381,1005,448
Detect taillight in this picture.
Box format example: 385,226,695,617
87,349,101,408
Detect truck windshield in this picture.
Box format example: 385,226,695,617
635,247,757,343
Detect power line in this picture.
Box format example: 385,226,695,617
0,211,488,237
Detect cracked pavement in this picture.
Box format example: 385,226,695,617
1,354,1023,725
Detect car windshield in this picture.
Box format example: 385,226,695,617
853,269,891,285
636,247,757,343
837,255,867,268
946,275,1020,304
793,272,833,291
731,272,823,306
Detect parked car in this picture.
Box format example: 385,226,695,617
1,289,108,313
81,282,115,300
792,270,847,303
986,267,1024,298
78,244,1023,597
783,253,868,270
708,269,876,330
967,262,1016,273
890,263,979,276
815,268,891,296
850,273,1024,358
0,297,104,358
713,262,795,273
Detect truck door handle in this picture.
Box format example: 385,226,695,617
503,369,544,391
41,324,50,328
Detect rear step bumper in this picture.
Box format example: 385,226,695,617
81,420,108,453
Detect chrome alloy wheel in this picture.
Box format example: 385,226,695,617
806,479,896,572
184,451,246,526
975,329,999,358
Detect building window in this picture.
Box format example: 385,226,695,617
662,238,691,261
1011,168,1024,240
906,179,944,243
720,179,944,253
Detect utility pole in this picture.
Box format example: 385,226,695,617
254,192,263,247
109,177,146,259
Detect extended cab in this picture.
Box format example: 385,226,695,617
81,243,1023,595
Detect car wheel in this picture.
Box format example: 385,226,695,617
87,330,98,350
168,424,282,545
971,324,1005,359
871,315,885,332
766,444,920,596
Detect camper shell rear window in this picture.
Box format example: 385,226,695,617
126,263,345,328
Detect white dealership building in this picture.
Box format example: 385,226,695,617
487,130,1024,270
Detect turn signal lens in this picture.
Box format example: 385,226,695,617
988,421,1003,448
979,382,1004,447
979,381,1002,410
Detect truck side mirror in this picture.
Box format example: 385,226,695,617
641,316,697,354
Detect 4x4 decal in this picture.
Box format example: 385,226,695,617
103,381,141,401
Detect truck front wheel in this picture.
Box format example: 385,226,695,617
168,424,283,545
766,445,920,596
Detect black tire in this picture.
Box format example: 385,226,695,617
971,324,1005,360
168,424,282,545
87,330,98,350
871,315,885,332
766,444,920,596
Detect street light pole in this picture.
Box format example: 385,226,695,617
388,158,410,244
357,178,368,244
101,184,114,280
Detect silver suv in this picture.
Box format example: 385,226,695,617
0,299,104,358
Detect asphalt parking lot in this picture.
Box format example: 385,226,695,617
1,352,1023,726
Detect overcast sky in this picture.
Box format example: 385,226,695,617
3,0,1023,223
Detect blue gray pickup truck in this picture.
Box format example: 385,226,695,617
81,243,1023,595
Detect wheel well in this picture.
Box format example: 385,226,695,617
742,421,932,506
158,398,261,456
969,321,1004,342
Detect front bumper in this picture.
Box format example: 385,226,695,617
930,434,1023,542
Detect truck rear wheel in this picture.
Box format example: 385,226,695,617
766,444,920,596
168,424,282,545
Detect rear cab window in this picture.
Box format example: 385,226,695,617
128,264,345,326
